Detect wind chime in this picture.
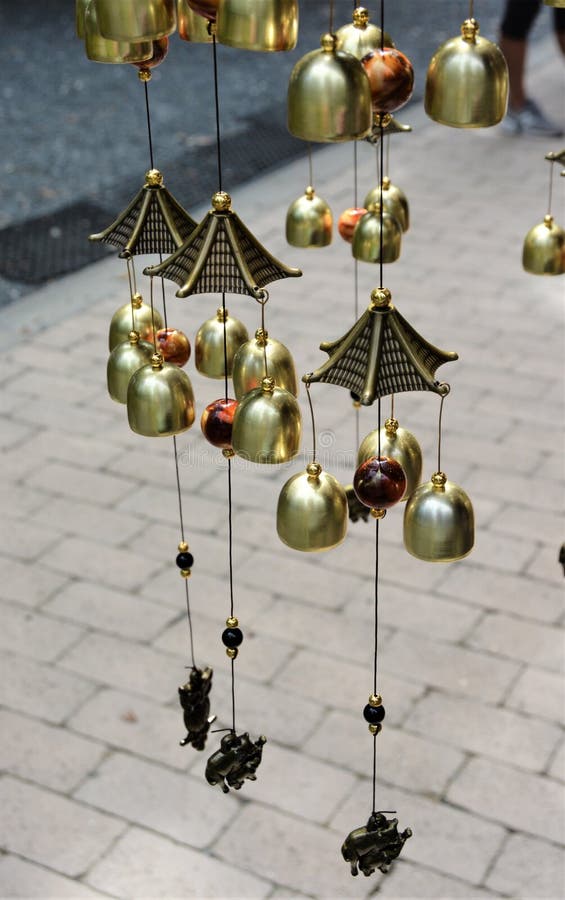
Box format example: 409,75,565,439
522,149,565,276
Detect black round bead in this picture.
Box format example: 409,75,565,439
176,552,194,569
222,627,243,648
363,704,385,725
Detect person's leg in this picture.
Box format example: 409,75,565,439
499,0,541,111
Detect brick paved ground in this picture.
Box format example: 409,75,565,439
0,40,563,900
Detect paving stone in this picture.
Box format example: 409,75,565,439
409,691,562,773
526,543,565,585
548,739,565,783
0,776,125,879
116,483,227,533
377,860,500,898
467,528,537,575
25,460,136,507
86,825,271,898
506,665,565,723
380,632,520,703
447,757,565,844
0,602,83,663
437,565,564,623
489,503,564,548
0,708,105,792
0,418,34,450
13,369,99,404
462,468,564,514
467,612,564,674
44,536,161,592
46,580,176,641
0,555,68,608
31,495,143,546
485,833,565,898
0,651,96,724
75,751,239,848
25,426,124,469
0,856,107,898
0,479,50,516
12,396,116,437
0,516,61,561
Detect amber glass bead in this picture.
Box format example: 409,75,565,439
353,456,406,509
154,328,191,367
338,208,367,243
362,48,414,113
201,398,238,449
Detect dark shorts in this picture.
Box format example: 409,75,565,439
501,0,565,39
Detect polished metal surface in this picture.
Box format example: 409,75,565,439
286,187,333,248
107,333,155,404
217,0,298,51
96,0,176,41
127,356,195,436
336,6,394,60
277,466,348,551
177,0,213,41
232,330,298,398
85,2,153,63
357,423,422,500
195,309,249,378
403,472,474,561
109,298,163,351
232,381,301,464
364,178,409,232
352,206,402,263
522,215,565,275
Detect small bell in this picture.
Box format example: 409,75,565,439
231,376,301,464
352,203,402,263
232,329,297,398
425,18,508,128
109,294,163,351
364,177,409,232
127,353,195,437
195,308,249,379
187,0,219,22
84,2,153,63
201,398,239,449
178,0,213,41
155,328,191,366
216,0,298,52
95,0,177,41
403,471,474,562
107,331,155,404
362,47,414,114
358,418,422,500
286,186,332,248
336,6,395,59
277,462,348,552
522,215,565,276
338,207,367,243
287,33,372,142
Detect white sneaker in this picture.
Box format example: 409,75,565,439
501,99,564,137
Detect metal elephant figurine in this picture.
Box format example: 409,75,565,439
178,666,216,751
205,731,267,793
341,812,412,877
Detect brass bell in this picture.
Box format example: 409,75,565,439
336,6,394,59
107,331,155,404
84,2,153,63
95,0,177,41
403,471,474,562
232,328,298,398
522,215,565,275
352,203,402,263
216,0,298,52
231,376,301,464
364,177,409,232
76,0,88,38
177,0,213,42
127,353,195,437
425,18,508,128
286,186,332,248
277,462,348,552
109,294,163,351
357,418,422,500
187,0,218,21
287,33,372,142
195,308,249,379
544,0,565,7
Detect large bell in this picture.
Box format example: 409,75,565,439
357,418,422,500
231,376,301,464
127,353,195,436
403,471,474,562
232,328,297,398
216,0,298,51
364,177,409,232
288,33,372,142
84,2,153,63
195,308,249,379
95,0,176,41
109,294,163,351
336,6,394,59
522,215,565,275
425,18,508,128
352,203,402,263
286,186,332,248
277,462,348,551
107,331,155,404
177,0,213,41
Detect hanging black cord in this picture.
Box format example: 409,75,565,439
212,34,223,191
144,80,155,170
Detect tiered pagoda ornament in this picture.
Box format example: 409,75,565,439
522,150,565,276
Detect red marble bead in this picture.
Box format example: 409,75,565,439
362,48,414,114
201,398,238,449
187,0,218,22
134,37,169,70
155,328,191,367
353,456,407,509
338,208,367,243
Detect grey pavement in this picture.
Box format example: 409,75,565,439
0,22,564,900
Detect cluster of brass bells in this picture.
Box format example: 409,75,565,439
195,308,248,378
277,462,348,552
403,471,474,562
286,186,332,249
522,214,565,276
425,18,509,128
231,376,301,464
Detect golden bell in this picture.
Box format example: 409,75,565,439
425,18,508,128
95,0,176,41
127,353,195,436
177,0,213,41
107,331,155,405
286,186,332,248
195,308,249,379
544,0,565,7
522,215,565,276
357,419,422,500
352,203,402,263
277,463,348,551
403,471,474,562
231,376,301,464
336,6,394,59
109,295,163,351
232,329,298,398
84,2,154,63
76,0,89,38
364,177,409,232
287,33,372,142
216,0,298,51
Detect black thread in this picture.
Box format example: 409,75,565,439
212,34,223,191
305,382,317,464
144,80,155,170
